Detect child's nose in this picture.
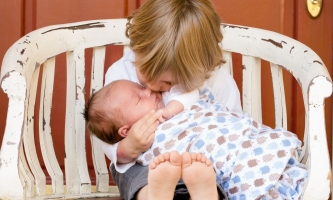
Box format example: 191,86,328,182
147,83,160,92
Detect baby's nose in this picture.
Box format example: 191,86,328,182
141,88,151,97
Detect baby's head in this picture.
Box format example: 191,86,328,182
126,0,224,92
84,80,164,144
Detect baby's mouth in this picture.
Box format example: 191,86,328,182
155,93,163,104
155,94,160,103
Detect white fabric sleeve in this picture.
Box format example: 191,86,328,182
201,67,243,115
162,85,200,109
104,50,139,86
102,142,135,173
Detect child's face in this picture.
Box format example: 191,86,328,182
114,80,164,126
136,67,172,92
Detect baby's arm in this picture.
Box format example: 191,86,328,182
157,100,184,121
158,86,200,121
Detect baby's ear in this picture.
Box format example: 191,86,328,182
118,125,130,138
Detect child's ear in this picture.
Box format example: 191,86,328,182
118,125,131,138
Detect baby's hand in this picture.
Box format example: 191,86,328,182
156,108,173,123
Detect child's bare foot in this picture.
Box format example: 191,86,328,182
181,152,219,200
147,151,182,200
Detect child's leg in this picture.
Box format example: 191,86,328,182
181,152,219,200
110,163,149,200
146,151,182,200
135,186,148,200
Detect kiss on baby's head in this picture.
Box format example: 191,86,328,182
84,80,164,144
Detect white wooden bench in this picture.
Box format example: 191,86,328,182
0,19,332,200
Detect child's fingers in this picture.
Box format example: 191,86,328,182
131,111,153,131
137,110,160,130
147,126,157,142
145,121,158,145
142,119,159,141
134,120,158,151
131,110,160,141
134,110,159,127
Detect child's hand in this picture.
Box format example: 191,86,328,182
126,110,160,153
117,110,161,163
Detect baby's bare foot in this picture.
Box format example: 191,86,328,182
147,151,182,200
181,152,219,200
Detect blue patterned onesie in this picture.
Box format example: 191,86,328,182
137,88,308,200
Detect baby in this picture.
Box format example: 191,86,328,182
85,79,308,199
85,80,225,200
84,79,198,144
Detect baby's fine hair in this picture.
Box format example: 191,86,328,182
83,82,123,144
126,0,224,92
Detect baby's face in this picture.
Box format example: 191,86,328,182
113,80,164,126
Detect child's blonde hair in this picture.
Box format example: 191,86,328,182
126,0,224,92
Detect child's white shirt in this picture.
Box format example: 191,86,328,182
102,50,242,173
162,85,199,106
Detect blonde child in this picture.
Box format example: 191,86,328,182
100,0,242,199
